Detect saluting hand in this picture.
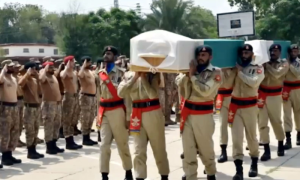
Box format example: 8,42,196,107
27,67,32,75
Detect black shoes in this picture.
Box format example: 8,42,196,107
1,151,22,166
277,141,285,156
66,136,83,150
59,127,64,138
46,139,64,154
248,157,258,177
284,132,292,150
232,159,243,180
218,145,228,163
297,131,300,146
260,144,271,161
98,131,101,142
82,134,98,146
27,145,44,159
124,170,133,180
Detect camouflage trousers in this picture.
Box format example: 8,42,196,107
41,101,62,142
62,93,76,137
18,99,24,137
0,103,19,152
73,94,80,126
23,104,40,146
79,94,96,135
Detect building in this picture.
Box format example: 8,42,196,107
0,43,64,64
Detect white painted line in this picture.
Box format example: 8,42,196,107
81,155,122,166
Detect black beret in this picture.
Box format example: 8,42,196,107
97,58,104,64
269,44,281,51
81,56,91,62
102,46,118,56
290,44,298,50
195,45,212,57
24,62,37,70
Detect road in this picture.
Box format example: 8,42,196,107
1,114,300,180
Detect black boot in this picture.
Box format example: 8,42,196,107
284,132,292,150
1,152,14,166
232,159,243,180
46,141,57,155
124,170,133,180
218,144,228,163
182,175,186,180
161,175,168,180
98,131,101,142
74,125,82,136
102,172,109,180
33,145,44,158
260,144,271,161
207,175,216,180
27,146,40,159
66,136,83,150
89,133,98,145
59,127,64,138
8,151,22,164
297,132,300,146
83,134,96,146
248,157,258,177
277,141,285,156
53,139,65,153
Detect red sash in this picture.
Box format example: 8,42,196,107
215,88,233,112
180,100,214,134
180,96,185,110
282,81,300,101
97,72,124,128
130,99,160,135
228,96,257,127
257,85,282,108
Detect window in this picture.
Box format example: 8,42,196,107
23,48,29,53
4,49,9,55
39,48,44,53
54,49,58,55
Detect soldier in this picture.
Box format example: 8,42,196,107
258,44,288,161
39,61,64,154
19,62,45,159
60,56,83,150
42,56,54,63
283,44,300,149
96,46,133,180
216,67,237,163
176,46,221,180
78,56,97,145
73,63,81,136
0,60,22,166
229,44,264,179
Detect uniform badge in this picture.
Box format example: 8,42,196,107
246,46,249,49
214,74,221,82
131,117,140,127
108,46,111,50
257,69,262,74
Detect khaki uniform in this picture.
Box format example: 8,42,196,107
258,60,288,144
176,64,222,179
283,58,300,133
118,71,169,179
230,64,264,160
218,68,236,145
96,67,132,173
79,93,96,135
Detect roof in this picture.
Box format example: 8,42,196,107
0,43,57,47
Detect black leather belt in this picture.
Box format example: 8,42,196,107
231,98,257,106
132,99,160,108
284,82,300,87
218,89,233,95
24,103,40,108
0,101,18,106
81,93,95,97
17,96,23,100
259,86,282,93
184,101,213,111
99,99,124,108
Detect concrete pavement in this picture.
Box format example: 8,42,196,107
1,114,300,180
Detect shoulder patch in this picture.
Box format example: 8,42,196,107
257,68,262,74
214,74,221,82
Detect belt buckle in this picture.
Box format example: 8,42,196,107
146,102,151,107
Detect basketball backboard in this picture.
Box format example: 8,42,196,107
217,11,255,38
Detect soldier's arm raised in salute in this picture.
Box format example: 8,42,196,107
266,61,289,79
0,64,7,84
140,73,160,99
39,64,49,83
237,65,265,88
19,68,32,87
77,60,86,78
289,61,300,78
117,72,139,98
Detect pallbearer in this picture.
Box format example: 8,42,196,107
19,62,45,159
216,67,237,163
97,46,133,180
0,60,22,166
176,46,221,180
258,44,288,161
283,44,300,149
230,44,264,179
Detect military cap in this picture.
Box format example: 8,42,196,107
64,55,75,64
24,62,37,70
34,60,41,64
1,59,15,68
13,61,21,67
54,59,63,63
81,56,91,62
269,44,281,51
195,45,212,57
241,44,253,51
43,56,54,62
102,46,118,56
290,44,298,50
96,57,104,64
42,61,54,67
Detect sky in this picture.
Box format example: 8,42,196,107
0,0,238,15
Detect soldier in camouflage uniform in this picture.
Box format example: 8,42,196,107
19,62,45,159
73,63,82,135
39,61,65,155
0,60,22,166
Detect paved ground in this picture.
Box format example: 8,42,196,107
1,114,300,180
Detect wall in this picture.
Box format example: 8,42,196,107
1,45,63,57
